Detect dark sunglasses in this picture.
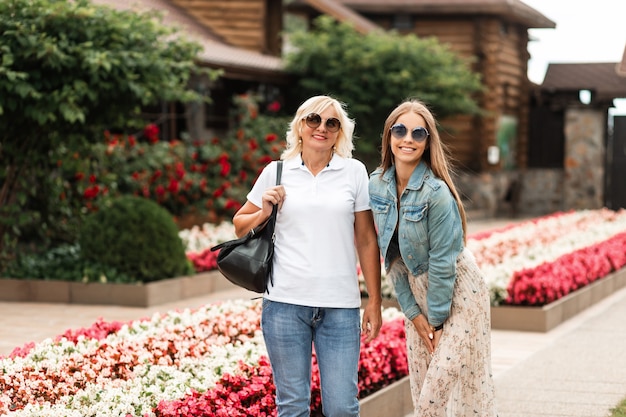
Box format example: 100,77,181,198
390,123,429,142
304,113,341,133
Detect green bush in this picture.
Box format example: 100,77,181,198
2,244,134,283
285,15,484,168
79,196,193,282
0,0,217,270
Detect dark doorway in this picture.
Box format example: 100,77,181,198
527,106,565,168
607,115,626,209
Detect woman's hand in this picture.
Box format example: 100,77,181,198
361,299,382,344
233,185,286,237
411,314,437,354
261,185,286,216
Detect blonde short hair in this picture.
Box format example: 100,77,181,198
281,95,355,160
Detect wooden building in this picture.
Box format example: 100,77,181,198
93,0,289,140
167,0,283,56
287,0,555,174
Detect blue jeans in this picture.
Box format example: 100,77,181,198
261,299,361,417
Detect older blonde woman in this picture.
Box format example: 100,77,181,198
233,95,382,417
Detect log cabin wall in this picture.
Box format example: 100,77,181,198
169,0,283,55
361,13,531,173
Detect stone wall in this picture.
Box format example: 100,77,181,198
456,107,606,218
456,169,563,219
563,108,605,210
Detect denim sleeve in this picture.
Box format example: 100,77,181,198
426,187,463,326
391,264,422,321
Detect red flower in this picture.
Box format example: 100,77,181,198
219,157,231,177
267,100,281,113
224,199,242,211
265,133,278,142
174,162,185,180
75,172,85,181
89,174,97,184
167,179,179,194
143,124,160,143
83,185,100,199
155,185,165,196
258,156,273,165
213,187,225,198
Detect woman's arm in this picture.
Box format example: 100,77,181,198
354,209,382,343
426,186,463,327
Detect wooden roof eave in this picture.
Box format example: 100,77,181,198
195,42,287,84
199,61,291,84
301,0,381,34
287,0,381,34
289,0,555,29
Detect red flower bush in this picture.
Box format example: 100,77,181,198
506,232,626,305
56,93,288,222
187,248,219,272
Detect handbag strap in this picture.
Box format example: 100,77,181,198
269,160,283,220
276,160,283,185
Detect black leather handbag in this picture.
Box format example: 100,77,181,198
210,161,282,293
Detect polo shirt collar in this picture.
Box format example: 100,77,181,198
286,153,346,172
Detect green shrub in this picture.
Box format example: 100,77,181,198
1,244,135,283
79,196,193,282
285,15,483,168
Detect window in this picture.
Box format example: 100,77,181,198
392,14,413,30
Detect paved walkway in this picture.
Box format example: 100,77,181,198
1,217,625,416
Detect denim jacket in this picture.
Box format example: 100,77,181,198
368,161,463,326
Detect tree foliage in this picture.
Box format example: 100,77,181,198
284,16,484,165
0,0,217,268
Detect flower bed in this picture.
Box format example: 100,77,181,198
184,209,626,332
466,208,626,306
186,209,626,308
0,301,407,417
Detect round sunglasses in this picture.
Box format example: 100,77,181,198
390,123,429,142
303,113,341,133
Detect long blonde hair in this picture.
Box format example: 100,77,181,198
281,95,356,160
379,99,468,242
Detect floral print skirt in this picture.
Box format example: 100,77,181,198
390,248,498,417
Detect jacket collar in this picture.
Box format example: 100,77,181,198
381,161,429,190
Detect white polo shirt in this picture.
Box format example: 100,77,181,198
247,155,371,308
